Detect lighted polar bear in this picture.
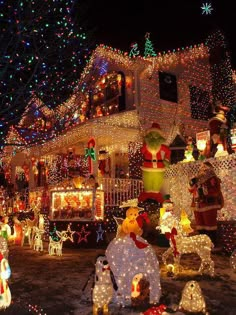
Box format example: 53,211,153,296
105,234,161,307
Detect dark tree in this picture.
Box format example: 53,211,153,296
0,0,92,136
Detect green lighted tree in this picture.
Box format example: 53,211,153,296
144,32,157,58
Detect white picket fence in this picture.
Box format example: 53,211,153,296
101,178,143,206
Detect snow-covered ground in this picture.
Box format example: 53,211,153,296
2,241,236,315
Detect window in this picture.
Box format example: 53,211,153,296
159,71,178,103
189,86,211,120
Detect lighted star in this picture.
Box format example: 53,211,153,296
201,2,213,15
96,224,104,242
56,224,75,242
76,226,91,243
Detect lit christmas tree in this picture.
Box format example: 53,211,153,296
0,0,91,135
144,32,156,58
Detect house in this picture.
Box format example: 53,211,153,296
1,41,235,247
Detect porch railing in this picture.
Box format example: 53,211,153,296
100,178,144,206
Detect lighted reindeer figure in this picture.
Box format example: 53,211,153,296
23,205,41,247
161,218,214,276
48,225,75,256
32,227,44,252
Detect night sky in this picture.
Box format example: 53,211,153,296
88,0,236,68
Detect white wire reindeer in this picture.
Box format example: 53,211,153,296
162,223,215,276
48,225,75,256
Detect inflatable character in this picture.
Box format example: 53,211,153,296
139,123,171,203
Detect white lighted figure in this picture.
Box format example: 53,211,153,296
48,236,63,256
179,280,208,314
32,227,44,252
0,253,11,310
92,255,118,315
162,226,215,276
48,225,75,256
106,232,161,307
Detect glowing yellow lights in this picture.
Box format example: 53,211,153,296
179,281,208,314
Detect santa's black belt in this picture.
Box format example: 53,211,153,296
144,159,163,162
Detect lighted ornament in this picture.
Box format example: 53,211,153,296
179,281,208,314
162,227,215,276
0,253,11,310
92,255,118,315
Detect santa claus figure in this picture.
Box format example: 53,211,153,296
139,123,171,204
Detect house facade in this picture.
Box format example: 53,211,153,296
1,42,236,244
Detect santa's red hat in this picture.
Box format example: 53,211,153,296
145,122,164,137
